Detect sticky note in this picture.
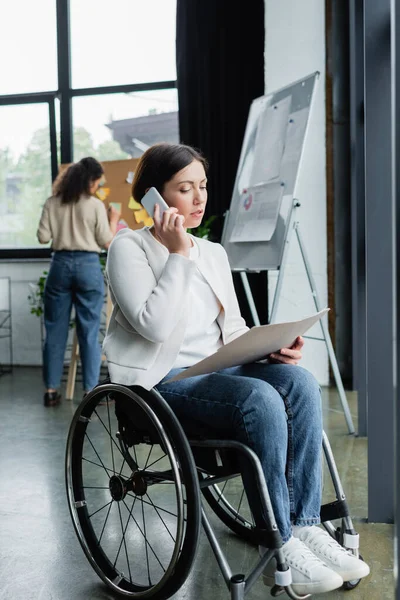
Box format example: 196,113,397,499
117,220,129,231
128,196,142,210
96,187,110,201
134,208,153,226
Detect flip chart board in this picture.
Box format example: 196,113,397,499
221,72,319,270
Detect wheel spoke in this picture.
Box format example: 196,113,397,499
126,493,183,520
118,456,126,477
218,479,228,500
122,499,166,573
106,399,116,473
143,445,154,471
141,496,151,585
145,492,176,542
206,476,256,533
113,494,138,580
143,453,168,471
88,499,113,519
116,501,133,584
235,489,245,520
94,409,125,462
82,457,114,474
98,501,113,545
84,434,115,477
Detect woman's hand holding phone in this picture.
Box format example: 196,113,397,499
153,204,190,257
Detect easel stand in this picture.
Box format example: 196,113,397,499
240,201,355,435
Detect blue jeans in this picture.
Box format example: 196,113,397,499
156,363,323,543
43,251,104,392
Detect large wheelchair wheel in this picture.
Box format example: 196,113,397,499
201,473,260,545
65,384,201,599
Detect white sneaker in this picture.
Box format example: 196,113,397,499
262,536,343,595
293,525,370,582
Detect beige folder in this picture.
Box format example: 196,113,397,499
164,308,329,383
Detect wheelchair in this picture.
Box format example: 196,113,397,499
65,382,363,600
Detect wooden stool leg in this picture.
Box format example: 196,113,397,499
101,287,113,363
66,330,79,401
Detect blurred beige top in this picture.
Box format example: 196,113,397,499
37,194,113,253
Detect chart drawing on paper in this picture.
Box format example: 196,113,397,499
230,182,285,243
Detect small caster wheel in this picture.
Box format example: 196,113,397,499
342,555,364,591
271,584,286,597
343,578,361,590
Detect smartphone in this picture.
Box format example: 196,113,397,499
141,187,169,218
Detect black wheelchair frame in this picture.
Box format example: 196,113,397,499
65,383,362,600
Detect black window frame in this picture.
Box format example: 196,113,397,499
0,0,177,259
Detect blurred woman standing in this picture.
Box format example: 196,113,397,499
37,157,120,406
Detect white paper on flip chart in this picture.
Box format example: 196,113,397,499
279,107,309,195
164,308,329,383
229,181,284,243
249,95,292,186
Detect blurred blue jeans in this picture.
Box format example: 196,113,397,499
156,363,323,543
43,251,104,392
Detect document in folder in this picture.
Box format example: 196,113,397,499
164,308,329,383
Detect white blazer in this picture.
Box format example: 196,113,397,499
103,227,249,389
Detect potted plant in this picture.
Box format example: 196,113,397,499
187,215,217,240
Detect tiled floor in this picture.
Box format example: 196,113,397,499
0,367,394,599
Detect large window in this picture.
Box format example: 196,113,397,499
0,0,58,94
70,0,177,88
0,0,178,255
72,90,179,161
0,104,53,248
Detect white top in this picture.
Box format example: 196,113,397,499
173,239,223,368
103,227,249,389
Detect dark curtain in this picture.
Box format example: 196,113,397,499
176,0,268,324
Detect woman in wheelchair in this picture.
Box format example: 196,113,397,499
102,142,369,596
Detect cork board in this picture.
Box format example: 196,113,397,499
60,158,151,231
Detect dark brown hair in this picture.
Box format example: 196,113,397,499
132,143,208,202
53,157,104,204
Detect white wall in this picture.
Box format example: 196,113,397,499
264,0,329,384
0,261,50,366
